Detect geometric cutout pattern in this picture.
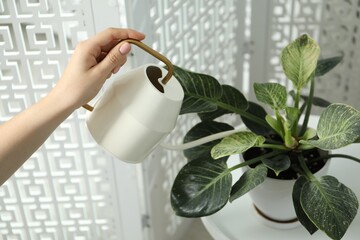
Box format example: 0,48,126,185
258,0,360,111
0,1,128,239
127,1,244,239
316,0,360,108
3,0,359,239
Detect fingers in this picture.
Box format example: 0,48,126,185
94,41,131,79
96,41,131,63
96,51,108,63
90,28,145,48
119,42,131,55
112,64,122,74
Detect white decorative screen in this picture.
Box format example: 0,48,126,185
317,0,360,108
249,0,360,109
2,0,359,240
0,1,144,240
125,0,247,239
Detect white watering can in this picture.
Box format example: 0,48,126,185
83,39,184,163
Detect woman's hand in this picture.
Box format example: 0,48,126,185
54,27,145,109
0,28,145,186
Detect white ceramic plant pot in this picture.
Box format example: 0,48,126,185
247,156,330,229
241,115,327,229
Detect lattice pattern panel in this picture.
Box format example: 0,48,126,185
0,1,124,239
317,0,360,108
126,1,246,239
255,0,360,110
267,0,323,87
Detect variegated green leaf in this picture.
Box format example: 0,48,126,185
171,158,232,217
292,176,318,234
211,132,265,159
254,83,287,110
285,107,299,129
183,121,234,161
230,164,267,202
265,115,284,138
281,34,320,89
284,121,297,148
300,127,317,140
172,65,222,114
300,104,360,149
301,176,358,240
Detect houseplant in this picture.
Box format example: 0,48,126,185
169,34,360,240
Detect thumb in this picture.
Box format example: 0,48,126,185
97,41,131,76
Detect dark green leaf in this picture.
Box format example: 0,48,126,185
301,176,358,240
198,108,230,121
181,97,218,114
230,164,267,202
289,90,332,108
261,154,290,176
184,121,234,161
198,84,248,120
241,101,271,136
173,65,222,114
216,84,249,112
171,158,232,217
315,56,343,77
302,95,332,108
311,96,332,108
292,176,318,234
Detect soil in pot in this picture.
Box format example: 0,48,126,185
243,145,329,180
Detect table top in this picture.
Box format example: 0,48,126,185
202,144,360,240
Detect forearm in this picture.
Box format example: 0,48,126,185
0,88,76,185
0,28,145,186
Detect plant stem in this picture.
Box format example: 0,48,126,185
297,144,315,150
298,153,315,180
310,153,360,164
227,150,286,172
215,102,271,130
292,88,301,136
260,143,288,150
300,75,315,136
299,102,306,116
265,138,283,144
294,87,301,110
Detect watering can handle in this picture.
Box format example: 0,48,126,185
82,39,174,112
123,39,174,84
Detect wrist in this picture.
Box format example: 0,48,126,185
47,85,79,116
